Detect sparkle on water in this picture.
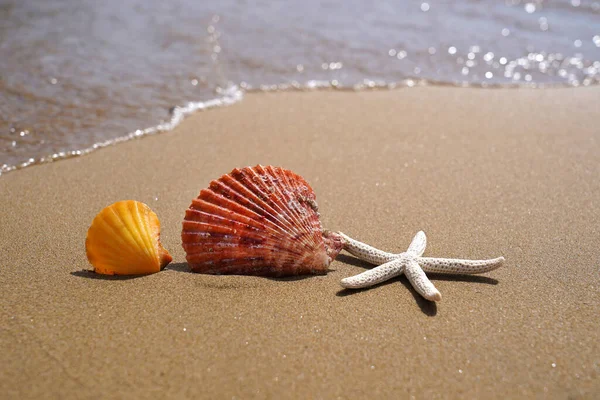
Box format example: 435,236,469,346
1,0,599,175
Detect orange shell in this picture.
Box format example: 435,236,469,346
181,165,345,276
86,200,172,275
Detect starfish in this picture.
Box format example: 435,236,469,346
338,231,504,301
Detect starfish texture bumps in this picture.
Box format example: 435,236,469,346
339,231,504,301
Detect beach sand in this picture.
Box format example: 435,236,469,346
1,87,599,399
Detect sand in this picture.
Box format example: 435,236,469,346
1,87,599,399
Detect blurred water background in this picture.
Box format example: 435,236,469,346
1,0,599,175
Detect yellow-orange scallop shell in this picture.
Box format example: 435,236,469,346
86,200,172,275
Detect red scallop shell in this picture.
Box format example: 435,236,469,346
181,165,345,276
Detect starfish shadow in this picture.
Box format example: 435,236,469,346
397,276,438,316
336,277,437,316
336,255,498,286
335,254,437,316
335,253,500,316
427,273,498,285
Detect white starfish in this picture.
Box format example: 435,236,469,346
338,231,504,302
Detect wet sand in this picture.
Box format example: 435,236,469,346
1,87,599,399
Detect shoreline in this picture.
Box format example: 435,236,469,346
2,80,590,177
1,87,599,398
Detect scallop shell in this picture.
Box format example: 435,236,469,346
86,200,172,275
181,165,345,276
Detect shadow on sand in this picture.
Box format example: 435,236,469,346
70,269,148,280
334,254,498,316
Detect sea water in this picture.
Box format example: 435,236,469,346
1,0,599,175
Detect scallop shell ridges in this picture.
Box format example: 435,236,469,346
86,200,172,275
181,165,344,276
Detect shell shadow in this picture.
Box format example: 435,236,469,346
165,262,315,281
266,275,315,282
335,253,368,268
164,262,192,273
70,269,147,280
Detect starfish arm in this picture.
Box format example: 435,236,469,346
337,232,396,265
417,256,505,274
340,258,405,289
404,259,442,302
407,231,427,256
